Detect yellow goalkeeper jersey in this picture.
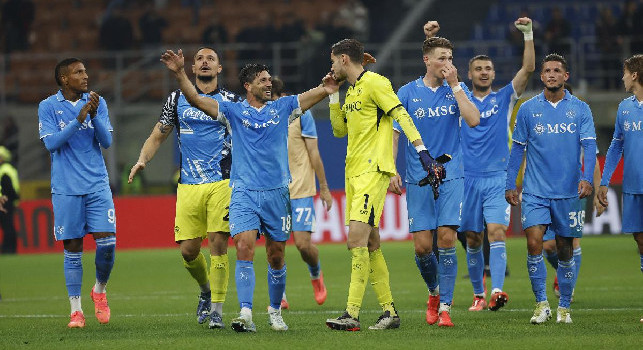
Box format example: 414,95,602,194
330,70,421,178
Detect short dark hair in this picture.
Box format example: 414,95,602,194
331,39,364,64
624,54,643,85
422,36,453,55
564,82,574,94
542,53,568,72
468,54,493,68
55,58,83,86
271,76,285,97
194,46,219,61
238,63,270,86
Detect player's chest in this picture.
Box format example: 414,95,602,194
619,106,643,136
528,106,580,138
235,106,286,135
407,90,458,121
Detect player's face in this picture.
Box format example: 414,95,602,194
330,53,346,82
622,68,637,93
540,61,568,92
62,62,88,93
425,48,453,79
247,70,272,103
468,59,495,90
192,48,222,80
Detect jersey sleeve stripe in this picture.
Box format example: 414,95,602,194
386,104,403,115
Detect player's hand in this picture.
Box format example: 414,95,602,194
0,195,7,213
88,91,100,119
160,49,185,73
388,174,403,195
319,186,333,211
597,185,609,208
514,17,533,33
505,189,520,206
442,62,459,88
593,190,606,217
362,52,376,66
322,73,340,94
77,100,94,123
578,180,592,199
424,20,440,38
128,162,146,184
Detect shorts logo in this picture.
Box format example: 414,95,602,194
360,209,369,215
55,226,65,236
521,215,526,223
409,218,414,227
174,226,180,233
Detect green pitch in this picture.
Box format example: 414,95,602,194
1,235,641,349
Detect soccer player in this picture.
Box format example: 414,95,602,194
325,38,444,331
38,58,116,328
390,31,480,326
597,54,643,323
454,17,535,312
506,54,597,324
129,47,241,329
271,77,331,308
161,49,338,332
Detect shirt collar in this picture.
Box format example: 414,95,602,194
56,90,88,102
351,70,367,87
537,89,572,103
196,86,220,96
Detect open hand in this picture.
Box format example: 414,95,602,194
160,49,185,73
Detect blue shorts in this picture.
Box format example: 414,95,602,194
622,193,643,233
52,187,116,241
543,197,587,241
406,178,463,232
522,193,583,239
229,186,291,242
459,176,510,232
291,197,315,232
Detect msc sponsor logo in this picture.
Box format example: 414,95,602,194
534,122,577,135
624,120,642,132
345,101,362,112
414,105,457,119
480,105,499,119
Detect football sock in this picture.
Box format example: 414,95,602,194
64,250,83,297
212,302,223,315
466,245,485,295
183,252,209,293
95,236,116,286
210,254,229,304
489,241,507,291
415,252,439,292
235,260,255,310
69,296,82,313
437,247,457,305
369,248,396,316
346,247,369,319
308,261,321,279
527,254,547,302
573,247,582,280
557,258,576,308
544,250,559,269
267,264,287,310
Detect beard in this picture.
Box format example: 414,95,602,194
545,82,564,92
197,74,214,83
473,83,491,93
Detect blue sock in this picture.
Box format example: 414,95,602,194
308,262,321,279
557,258,576,308
235,260,255,310
640,254,643,273
268,264,287,309
544,250,558,269
466,245,485,295
95,236,116,284
489,241,507,291
573,247,582,281
64,250,83,297
437,247,457,305
527,254,547,302
415,252,439,292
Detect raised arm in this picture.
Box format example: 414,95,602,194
161,49,219,118
298,73,339,112
424,20,440,39
511,17,536,96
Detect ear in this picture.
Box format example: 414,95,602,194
192,64,196,75
423,55,429,64
244,81,250,92
217,65,223,74
564,71,570,81
467,70,472,80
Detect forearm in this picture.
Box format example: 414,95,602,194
593,159,602,192
137,128,169,165
329,93,347,138
390,106,421,143
455,91,480,127
600,138,623,186
93,117,112,148
513,37,536,96
506,142,526,190
581,139,596,184
298,85,328,112
172,69,218,117
42,119,81,151
392,131,400,163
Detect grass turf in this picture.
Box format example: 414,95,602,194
0,235,641,349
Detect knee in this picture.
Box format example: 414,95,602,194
488,228,507,242
267,253,285,269
180,246,200,262
414,241,432,256
465,232,482,248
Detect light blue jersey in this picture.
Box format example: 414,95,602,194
512,91,596,198
217,95,301,190
159,87,241,184
38,91,112,195
395,78,470,183
461,82,518,177
601,96,643,194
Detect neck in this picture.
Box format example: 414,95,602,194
473,85,491,98
346,65,365,85
246,93,266,109
196,76,218,94
61,88,83,101
633,84,643,102
423,72,443,88
544,88,565,103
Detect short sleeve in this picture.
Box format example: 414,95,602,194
159,90,179,126
512,104,529,145
38,100,57,139
300,111,317,138
579,102,596,141
371,76,402,114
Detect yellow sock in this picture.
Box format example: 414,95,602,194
183,252,209,287
347,247,369,319
369,248,396,316
209,254,229,303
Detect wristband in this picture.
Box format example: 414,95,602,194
414,144,427,153
524,31,533,41
451,84,462,93
329,92,339,104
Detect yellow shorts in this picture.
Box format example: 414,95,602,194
345,171,389,227
174,180,232,242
